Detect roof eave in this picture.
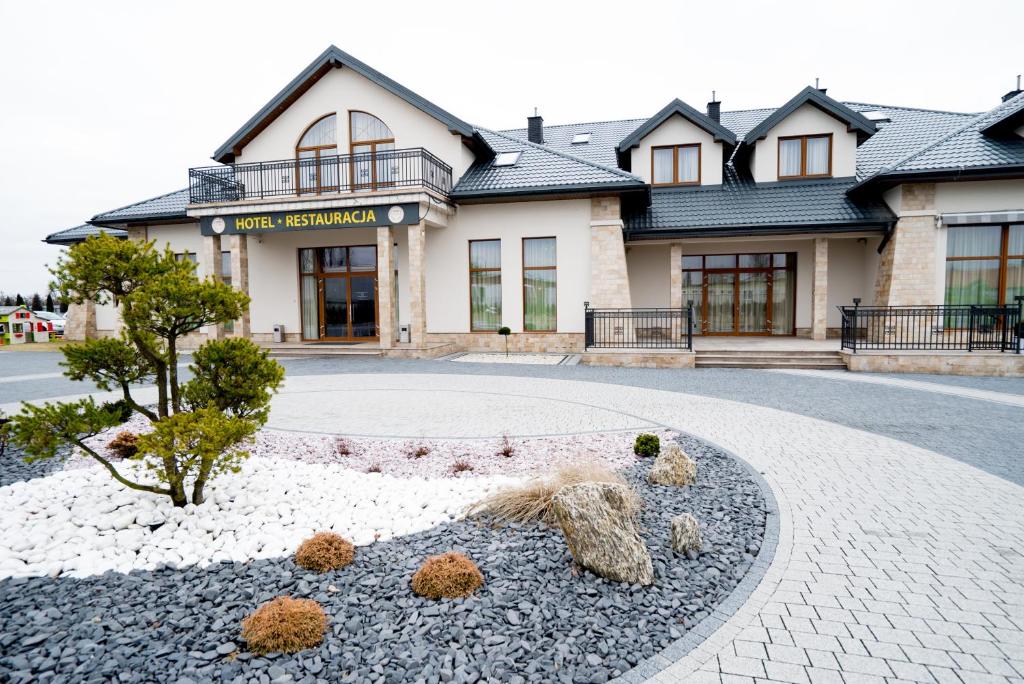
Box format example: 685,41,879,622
617,99,738,152
625,219,893,240
849,164,1024,195
451,182,649,203
743,87,876,146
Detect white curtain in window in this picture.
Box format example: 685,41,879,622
779,139,802,176
301,276,319,339
946,225,1002,257
652,148,674,183
523,237,556,268
350,112,394,142
806,137,830,175
677,146,699,183
300,115,336,148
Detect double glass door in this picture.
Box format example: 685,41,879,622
299,246,378,341
682,253,796,335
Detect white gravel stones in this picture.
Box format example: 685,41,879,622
0,457,518,580
451,352,568,365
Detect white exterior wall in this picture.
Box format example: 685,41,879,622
627,244,672,307
825,236,881,325
233,67,473,181
425,200,592,334
628,114,724,185
750,103,858,182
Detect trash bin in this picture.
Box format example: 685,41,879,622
399,324,410,344
273,324,285,343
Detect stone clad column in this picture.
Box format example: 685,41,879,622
200,235,224,340
407,221,427,347
63,301,97,341
669,243,683,309
588,197,632,309
376,226,396,349
228,234,250,338
812,237,828,340
873,183,938,306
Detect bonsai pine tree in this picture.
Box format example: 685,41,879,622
9,234,285,507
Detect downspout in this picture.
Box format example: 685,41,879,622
876,220,896,254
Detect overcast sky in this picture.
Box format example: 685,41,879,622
1,0,1020,295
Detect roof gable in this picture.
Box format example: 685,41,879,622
45,224,128,245
212,45,478,163
618,99,737,151
980,92,1024,137
90,188,190,225
743,87,876,145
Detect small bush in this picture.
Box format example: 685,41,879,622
100,399,133,424
633,433,660,458
496,434,515,458
471,461,635,526
451,459,474,475
107,431,140,459
411,552,484,599
0,413,10,458
294,532,355,573
334,437,353,457
404,442,430,459
366,463,382,473
240,596,327,655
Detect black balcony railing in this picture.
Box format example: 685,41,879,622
584,303,694,350
839,299,1023,353
188,147,453,204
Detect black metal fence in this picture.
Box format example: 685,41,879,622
188,147,453,204
584,303,694,350
839,301,1023,353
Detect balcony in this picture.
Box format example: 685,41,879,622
188,147,452,205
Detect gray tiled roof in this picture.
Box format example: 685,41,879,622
0,305,31,315
742,87,876,145
44,223,128,245
450,128,646,198
618,99,737,150
500,119,646,167
90,188,190,224
624,171,894,237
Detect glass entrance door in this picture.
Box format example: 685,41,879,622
739,272,769,333
299,246,378,341
706,273,735,333
684,253,796,335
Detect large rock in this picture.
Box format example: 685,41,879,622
670,513,702,554
551,482,653,586
647,443,697,487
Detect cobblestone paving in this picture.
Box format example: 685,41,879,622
276,373,1024,684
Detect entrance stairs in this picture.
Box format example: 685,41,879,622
261,343,383,358
695,348,847,370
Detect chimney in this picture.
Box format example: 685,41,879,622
527,108,544,144
1002,74,1023,102
707,91,721,122
815,77,826,96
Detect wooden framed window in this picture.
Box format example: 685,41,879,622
944,224,1024,306
296,114,338,194
651,144,701,186
778,134,832,179
469,239,502,331
349,111,395,191
523,237,557,332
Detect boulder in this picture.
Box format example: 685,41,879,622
647,443,697,487
551,482,653,586
670,513,702,554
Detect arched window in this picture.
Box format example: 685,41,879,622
349,111,395,191
296,114,338,194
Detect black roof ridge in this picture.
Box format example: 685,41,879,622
842,101,978,116
90,187,189,222
618,99,738,150
498,116,649,134
478,127,644,182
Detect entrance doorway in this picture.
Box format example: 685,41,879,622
681,252,796,335
299,246,378,341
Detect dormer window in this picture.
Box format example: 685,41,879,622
778,134,832,179
652,144,701,186
571,132,591,144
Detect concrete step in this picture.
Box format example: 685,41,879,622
263,345,382,357
695,350,841,358
695,349,846,369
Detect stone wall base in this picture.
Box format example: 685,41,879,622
382,343,456,360
426,332,585,353
841,351,1024,377
580,350,696,369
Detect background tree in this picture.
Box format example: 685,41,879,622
30,293,43,311
15,294,24,306
10,234,285,507
45,293,54,313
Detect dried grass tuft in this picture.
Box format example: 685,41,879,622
107,431,139,459
451,459,474,475
404,442,431,459
294,532,355,573
411,552,484,599
334,437,353,457
240,596,327,655
469,461,636,526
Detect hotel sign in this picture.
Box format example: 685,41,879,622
199,203,418,236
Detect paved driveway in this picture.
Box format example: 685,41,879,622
2,350,1023,683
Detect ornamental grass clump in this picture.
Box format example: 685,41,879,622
404,442,431,459
451,459,474,475
470,461,636,526
294,532,355,573
240,596,327,655
633,433,660,458
334,437,353,457
107,431,140,459
411,552,484,599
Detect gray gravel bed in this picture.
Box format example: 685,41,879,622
0,445,71,487
0,434,768,683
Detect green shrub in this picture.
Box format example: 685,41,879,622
633,433,660,457
100,399,133,424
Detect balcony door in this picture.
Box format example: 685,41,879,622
349,111,395,191
296,114,338,195
299,246,378,342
